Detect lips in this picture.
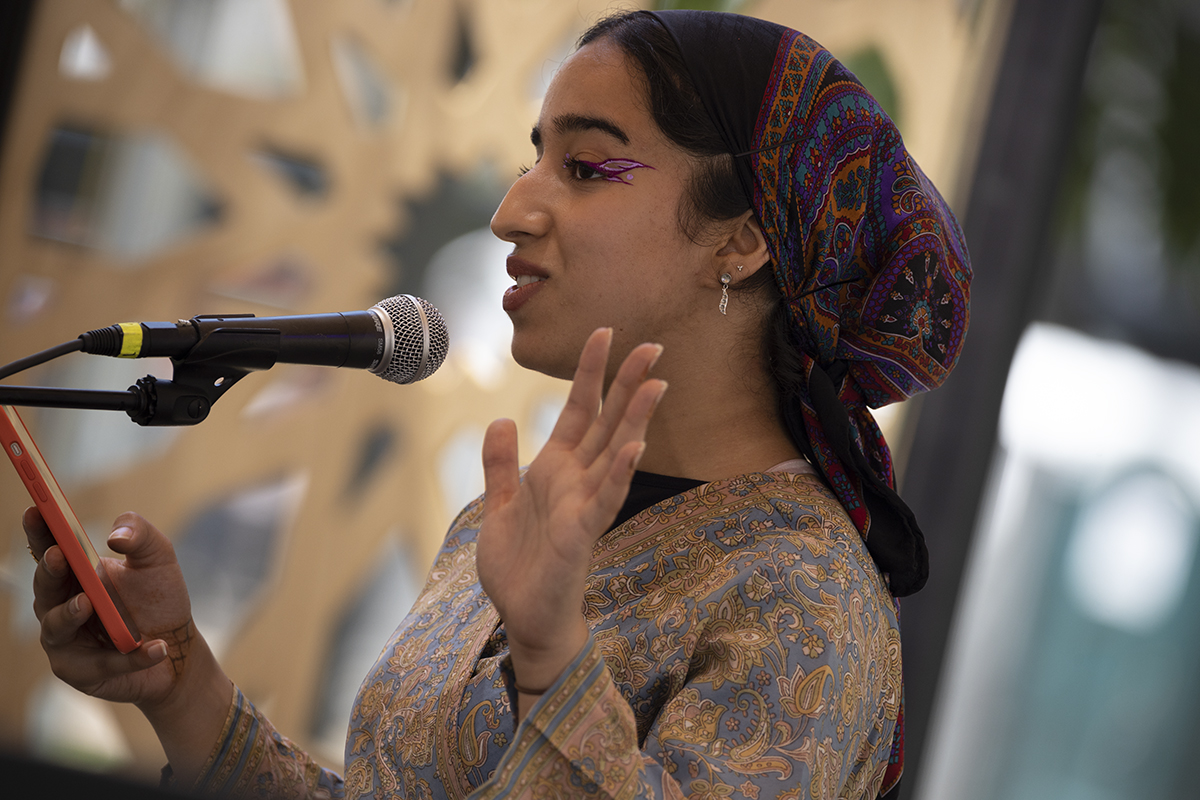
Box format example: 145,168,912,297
504,256,549,313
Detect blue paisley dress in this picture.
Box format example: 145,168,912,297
193,464,901,799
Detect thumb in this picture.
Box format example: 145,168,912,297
106,512,176,569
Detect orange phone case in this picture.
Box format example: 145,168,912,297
1,405,142,654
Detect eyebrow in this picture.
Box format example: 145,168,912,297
530,113,631,149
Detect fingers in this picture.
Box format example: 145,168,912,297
23,506,54,561
40,587,169,679
551,330,665,462
45,629,170,689
40,591,94,648
32,545,78,621
592,376,667,489
585,379,666,510
576,342,664,464
77,638,169,679
548,328,612,446
501,330,666,536
591,440,649,514
482,418,521,515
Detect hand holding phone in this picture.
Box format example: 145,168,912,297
2,405,143,653
9,412,233,772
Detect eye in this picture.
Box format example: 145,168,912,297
562,154,604,181
560,154,654,185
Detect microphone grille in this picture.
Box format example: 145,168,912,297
372,295,449,384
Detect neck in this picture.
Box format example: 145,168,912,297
631,333,799,481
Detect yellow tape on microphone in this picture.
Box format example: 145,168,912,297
118,323,143,358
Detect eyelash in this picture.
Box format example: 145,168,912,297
562,154,606,181
517,159,601,180
518,155,652,183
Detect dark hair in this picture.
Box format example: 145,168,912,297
579,11,811,460
579,12,748,241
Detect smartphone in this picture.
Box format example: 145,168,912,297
1,405,142,653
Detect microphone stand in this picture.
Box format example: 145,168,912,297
0,330,280,425
0,385,145,414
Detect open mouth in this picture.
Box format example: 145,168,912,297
503,274,546,312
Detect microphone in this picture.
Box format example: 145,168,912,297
76,294,449,385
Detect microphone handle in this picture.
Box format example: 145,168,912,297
80,310,390,371
192,310,388,370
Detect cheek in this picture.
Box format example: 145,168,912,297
568,194,682,261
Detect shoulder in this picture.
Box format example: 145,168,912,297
595,471,896,633
669,474,900,714
611,471,881,584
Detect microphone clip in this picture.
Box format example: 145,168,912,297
125,370,242,426
127,329,281,425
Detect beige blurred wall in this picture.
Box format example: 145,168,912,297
0,0,1009,781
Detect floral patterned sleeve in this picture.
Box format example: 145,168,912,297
190,686,344,799
471,476,903,800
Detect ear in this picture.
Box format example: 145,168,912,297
714,210,771,280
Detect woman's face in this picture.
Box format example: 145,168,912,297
490,39,719,381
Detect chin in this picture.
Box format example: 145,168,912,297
509,334,576,381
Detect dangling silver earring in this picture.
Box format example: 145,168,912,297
719,273,732,315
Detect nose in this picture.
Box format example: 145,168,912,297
490,168,551,244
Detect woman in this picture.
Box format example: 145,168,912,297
25,9,969,799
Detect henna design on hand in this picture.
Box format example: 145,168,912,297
154,619,195,679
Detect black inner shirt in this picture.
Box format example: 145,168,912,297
608,471,707,531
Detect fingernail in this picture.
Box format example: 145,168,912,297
642,344,665,379
632,442,647,470
69,594,83,615
108,527,133,546
149,642,168,661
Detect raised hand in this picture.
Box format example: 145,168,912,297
476,328,666,696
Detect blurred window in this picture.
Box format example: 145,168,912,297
31,126,222,262
118,0,304,98
343,422,401,501
843,45,902,128
250,147,330,199
923,324,1200,800
422,226,513,388
331,34,398,128
438,425,485,523
447,7,477,85
58,24,111,81
174,474,308,655
33,357,178,489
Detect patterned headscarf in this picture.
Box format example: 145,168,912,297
651,10,971,599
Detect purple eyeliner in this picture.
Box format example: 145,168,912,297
563,154,655,184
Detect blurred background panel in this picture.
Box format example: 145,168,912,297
917,1,1200,798
0,0,1100,794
